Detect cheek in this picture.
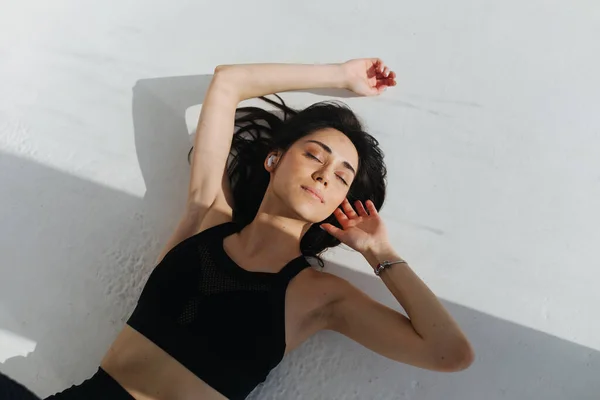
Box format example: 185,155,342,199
279,153,304,174
329,193,346,211
274,160,301,185
275,158,313,189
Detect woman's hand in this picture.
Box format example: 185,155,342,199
320,198,391,255
341,58,397,96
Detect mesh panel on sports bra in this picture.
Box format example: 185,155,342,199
176,242,272,326
197,243,271,295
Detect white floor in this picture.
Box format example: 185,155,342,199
1,1,599,398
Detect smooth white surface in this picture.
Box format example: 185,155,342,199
1,0,599,398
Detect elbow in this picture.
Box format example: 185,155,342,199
432,339,475,372
213,64,231,75
213,64,241,80
448,342,475,372
212,65,233,83
211,65,243,98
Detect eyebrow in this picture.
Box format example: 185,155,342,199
305,140,356,176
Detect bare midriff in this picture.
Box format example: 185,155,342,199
100,325,227,400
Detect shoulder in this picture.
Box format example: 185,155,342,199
308,268,361,295
294,267,361,318
296,266,346,290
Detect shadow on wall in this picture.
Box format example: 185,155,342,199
0,75,598,399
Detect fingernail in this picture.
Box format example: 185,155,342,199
319,225,325,230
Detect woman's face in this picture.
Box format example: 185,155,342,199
267,128,359,223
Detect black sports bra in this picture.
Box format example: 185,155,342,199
127,221,311,399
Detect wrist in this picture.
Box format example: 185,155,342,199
362,243,402,271
335,63,352,90
323,63,349,89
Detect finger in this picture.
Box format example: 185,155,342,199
341,198,358,218
320,223,344,240
382,78,396,87
383,66,390,77
370,58,383,72
355,200,368,217
387,72,397,86
334,207,349,223
375,79,395,93
372,59,384,74
377,74,395,85
365,200,378,215
376,84,388,94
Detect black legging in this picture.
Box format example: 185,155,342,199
1,368,133,399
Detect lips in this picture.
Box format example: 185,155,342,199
301,186,324,203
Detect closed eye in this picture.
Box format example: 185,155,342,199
305,152,348,186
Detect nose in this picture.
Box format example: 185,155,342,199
312,169,330,187
316,177,327,186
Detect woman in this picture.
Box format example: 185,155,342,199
1,59,474,399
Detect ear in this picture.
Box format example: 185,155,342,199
264,151,281,172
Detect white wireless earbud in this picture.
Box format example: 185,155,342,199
267,155,276,167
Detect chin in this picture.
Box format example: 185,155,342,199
288,198,331,224
288,204,320,223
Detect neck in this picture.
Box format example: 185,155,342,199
237,212,310,262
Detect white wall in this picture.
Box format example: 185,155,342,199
1,1,599,399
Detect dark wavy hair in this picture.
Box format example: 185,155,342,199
189,95,387,267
